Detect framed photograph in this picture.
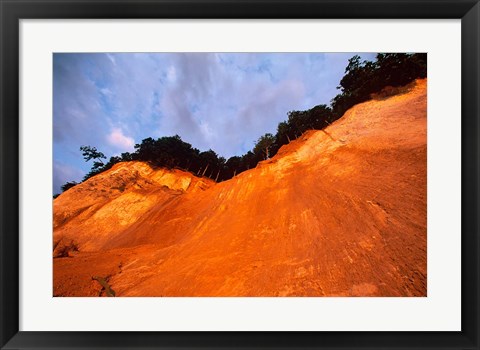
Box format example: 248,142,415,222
1,0,478,349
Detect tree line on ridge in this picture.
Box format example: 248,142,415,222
57,53,427,196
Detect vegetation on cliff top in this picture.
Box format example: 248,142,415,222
58,53,426,195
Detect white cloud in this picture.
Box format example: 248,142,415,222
100,87,113,96
167,65,177,83
107,127,135,151
106,53,117,66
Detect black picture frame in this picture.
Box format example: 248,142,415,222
1,0,478,349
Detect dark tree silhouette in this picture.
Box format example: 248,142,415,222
80,146,106,165
253,133,275,160
60,181,78,193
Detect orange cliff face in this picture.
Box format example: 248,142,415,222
53,79,427,297
53,162,214,253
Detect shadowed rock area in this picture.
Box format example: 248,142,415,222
53,79,427,297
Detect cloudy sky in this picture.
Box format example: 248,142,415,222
53,52,376,194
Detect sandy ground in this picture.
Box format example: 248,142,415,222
53,79,427,297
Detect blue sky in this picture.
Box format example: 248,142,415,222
53,52,376,194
